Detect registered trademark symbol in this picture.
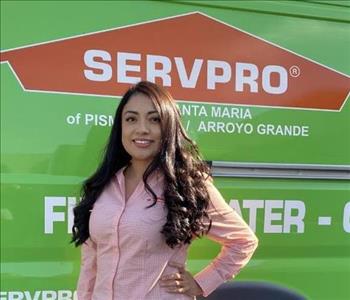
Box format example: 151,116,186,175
289,65,301,77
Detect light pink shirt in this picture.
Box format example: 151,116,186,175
77,167,258,300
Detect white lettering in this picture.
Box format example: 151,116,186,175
262,65,288,94
146,54,171,86
117,52,141,84
283,200,305,233
85,114,113,126
264,200,283,233
57,291,74,300
197,121,253,134
8,292,23,300
235,63,258,93
67,197,77,234
84,50,291,95
216,122,225,133
1,291,77,300
257,124,309,137
42,291,56,300
174,57,203,88
44,197,66,234
243,200,264,232
343,202,350,233
24,291,40,300
44,197,77,234
207,60,231,89
84,50,112,82
229,200,243,216
197,121,207,132
230,199,306,233
211,106,252,119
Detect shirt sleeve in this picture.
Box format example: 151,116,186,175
77,238,97,300
193,180,259,297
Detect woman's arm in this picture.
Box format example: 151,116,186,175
77,238,97,300
193,180,259,297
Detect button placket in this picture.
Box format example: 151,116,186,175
111,174,127,299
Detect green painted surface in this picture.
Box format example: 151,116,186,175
1,1,349,299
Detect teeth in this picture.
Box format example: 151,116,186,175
134,139,151,144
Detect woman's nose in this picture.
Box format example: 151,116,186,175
136,119,150,134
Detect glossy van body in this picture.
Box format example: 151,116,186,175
1,1,349,299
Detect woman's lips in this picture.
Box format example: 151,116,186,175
133,139,153,148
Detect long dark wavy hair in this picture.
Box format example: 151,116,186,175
72,81,212,248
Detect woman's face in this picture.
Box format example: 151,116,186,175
121,93,162,166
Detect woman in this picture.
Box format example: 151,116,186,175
72,81,258,299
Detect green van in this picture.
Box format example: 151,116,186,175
1,1,349,299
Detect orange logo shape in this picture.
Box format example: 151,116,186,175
1,12,349,111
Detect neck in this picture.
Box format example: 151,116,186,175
125,160,151,180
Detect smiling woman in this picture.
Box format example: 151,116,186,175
72,81,258,300
121,93,162,169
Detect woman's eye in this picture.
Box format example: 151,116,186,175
151,117,160,123
125,117,136,122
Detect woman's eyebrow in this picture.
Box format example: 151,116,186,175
148,110,159,115
124,110,159,116
124,110,138,115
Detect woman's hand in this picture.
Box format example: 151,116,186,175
160,261,203,296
